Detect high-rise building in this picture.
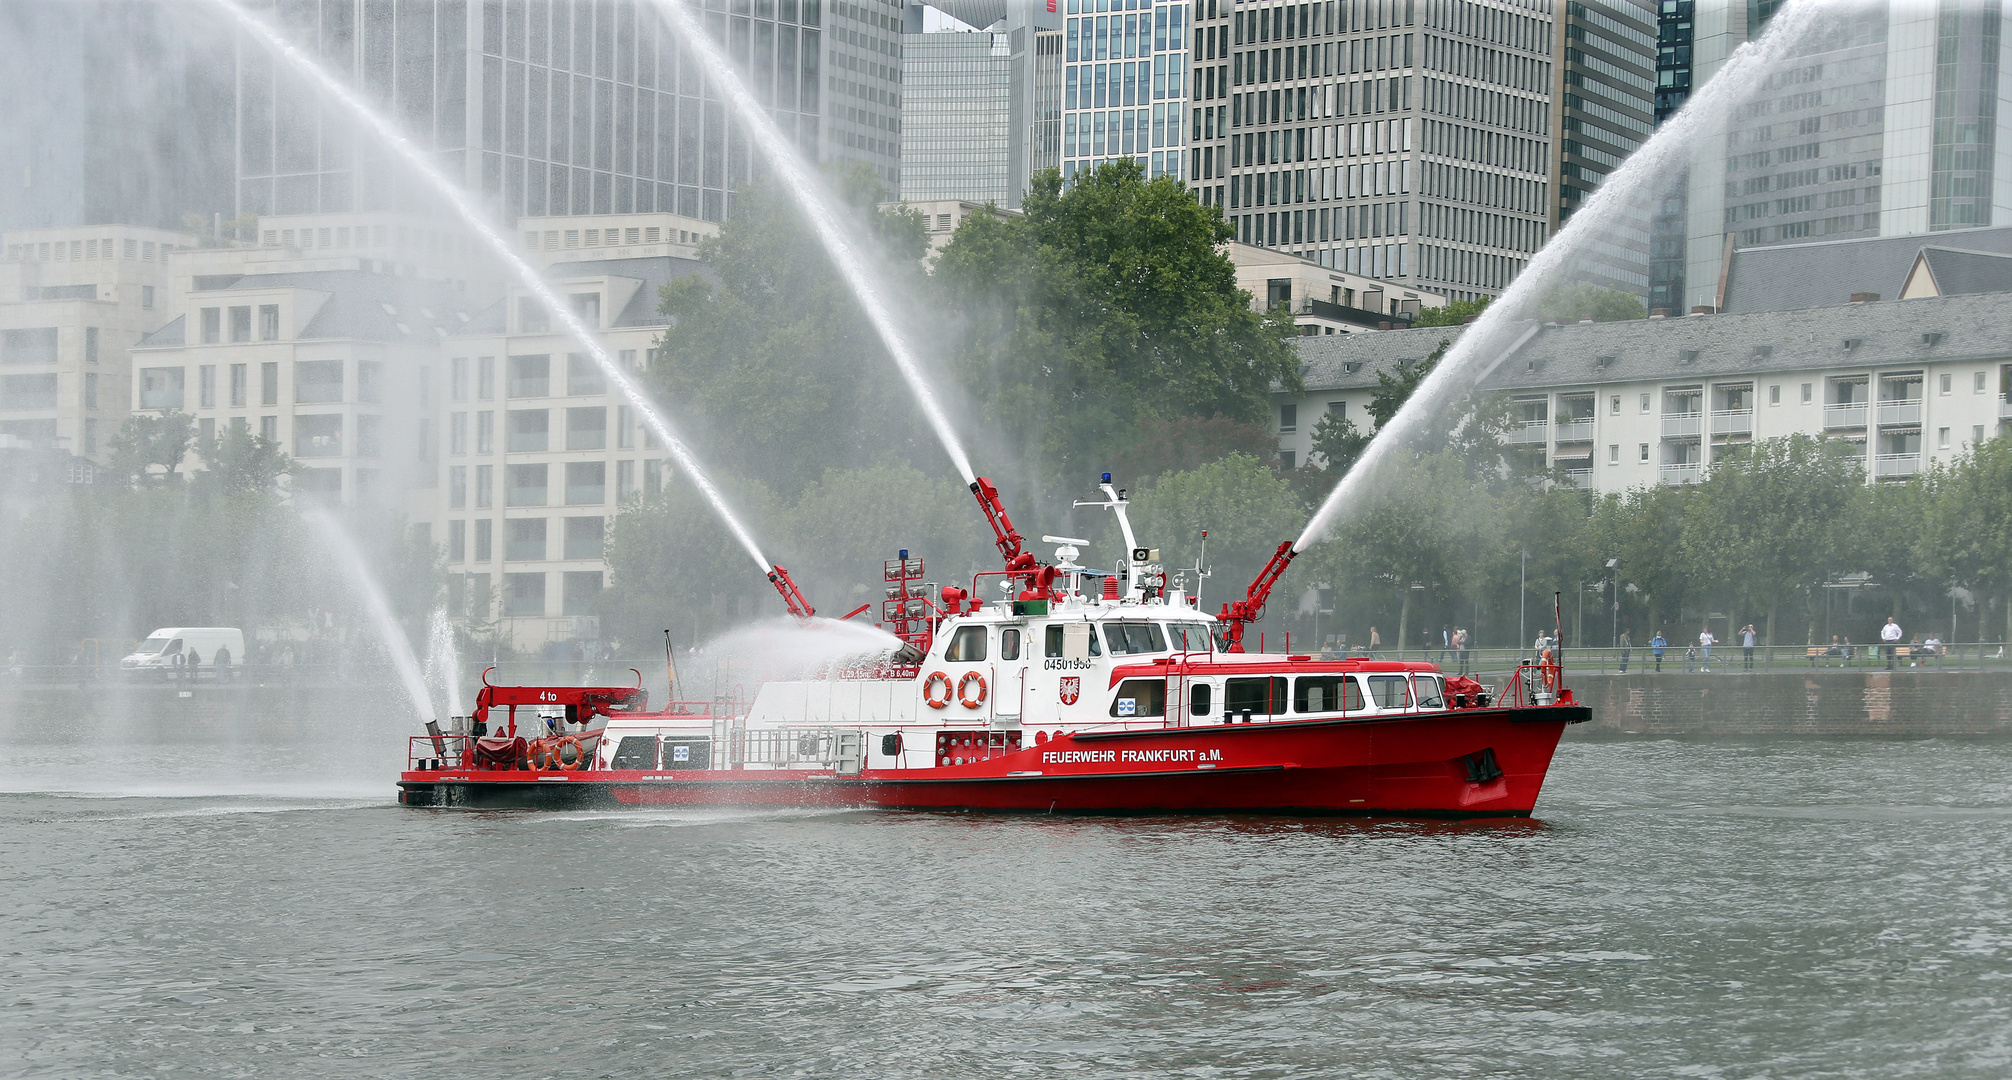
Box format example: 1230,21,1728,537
1654,0,2012,313
236,0,904,224
898,1,1063,207
0,1,235,231
1061,0,1192,183
1188,0,1557,304
1551,0,1656,292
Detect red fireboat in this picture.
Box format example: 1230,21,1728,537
397,475,1588,815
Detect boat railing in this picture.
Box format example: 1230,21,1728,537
728,726,867,773
1498,661,1564,708
408,733,474,770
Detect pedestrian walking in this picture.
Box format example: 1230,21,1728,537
1651,630,1667,672
1698,627,1715,670
1741,624,1757,671
1368,626,1381,658
1619,628,1632,673
1454,627,1471,676
1881,616,1903,669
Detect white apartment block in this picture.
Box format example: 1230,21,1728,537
434,249,708,652
0,225,192,462
1228,240,1447,332
1276,291,2012,482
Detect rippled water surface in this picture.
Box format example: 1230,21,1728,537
4,738,2010,1078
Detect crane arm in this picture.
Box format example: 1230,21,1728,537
1215,540,1298,653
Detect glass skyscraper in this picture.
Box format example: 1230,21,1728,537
1061,0,1191,181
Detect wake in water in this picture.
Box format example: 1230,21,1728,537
1297,0,1831,549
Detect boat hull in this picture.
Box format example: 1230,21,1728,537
397,704,1587,817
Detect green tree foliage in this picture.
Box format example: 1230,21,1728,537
1916,435,2012,642
1412,297,1490,327
107,411,196,485
599,478,785,652
776,465,994,607
1528,282,1647,323
650,165,933,498
933,161,1301,493
195,425,291,496
1124,453,1307,609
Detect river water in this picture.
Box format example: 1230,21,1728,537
3,736,2008,1078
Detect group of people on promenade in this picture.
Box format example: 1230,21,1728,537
1317,626,1475,676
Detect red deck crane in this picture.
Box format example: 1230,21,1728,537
1216,540,1299,653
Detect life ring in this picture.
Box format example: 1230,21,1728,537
958,671,988,709
922,671,953,709
1539,654,1558,693
553,735,588,771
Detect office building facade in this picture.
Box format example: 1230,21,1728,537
1188,0,1557,303
899,2,1062,206
1552,0,1657,292
1062,0,1192,182
238,0,903,224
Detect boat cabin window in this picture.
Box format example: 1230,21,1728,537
1104,622,1168,655
1224,676,1288,717
1109,678,1167,717
1294,674,1364,713
610,736,658,770
1044,624,1102,657
1366,675,1412,709
1001,628,1021,661
1191,682,1213,716
1414,675,1445,709
945,625,988,662
1167,623,1214,652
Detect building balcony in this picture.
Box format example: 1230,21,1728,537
1506,419,1549,444
1824,403,1868,430
1876,401,1922,427
1554,417,1596,443
1710,409,1753,436
1560,465,1594,487
1659,463,1703,486
1997,394,2011,419
1872,453,1920,478
1660,412,1703,438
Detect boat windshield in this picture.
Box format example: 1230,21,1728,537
1103,622,1168,655
1166,623,1214,652
136,635,173,655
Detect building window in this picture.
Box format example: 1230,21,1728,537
230,364,247,408
1280,402,1297,431
1610,394,1620,415
475,464,493,508
617,404,634,449
569,293,601,325
199,365,216,408
1638,393,1651,413
518,299,548,333
504,572,546,616
450,412,468,454
261,362,278,406
142,285,154,309
565,461,606,505
1,327,58,364
474,519,493,562
507,409,549,452
139,367,185,410
295,360,343,403
506,517,547,561
1639,443,1650,462
478,356,496,400
567,354,606,395
564,516,605,559
1,373,59,410
1768,385,1781,406
85,372,98,411
260,415,277,442
1977,371,1989,392
507,463,549,506
508,354,550,397
1608,444,1620,464
1940,373,1952,395
566,407,607,450
229,306,251,343
1801,383,1813,403
451,357,469,401
477,411,494,454
84,327,99,363
449,520,466,562
259,305,280,341
617,458,636,497
1938,427,1951,449
294,414,343,456
450,465,467,509
357,361,383,404
200,308,220,344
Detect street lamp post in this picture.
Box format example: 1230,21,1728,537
1606,558,1621,649
1519,548,1528,652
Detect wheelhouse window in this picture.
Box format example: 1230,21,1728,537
1224,676,1288,717
1366,675,1412,709
945,625,987,662
1109,678,1167,717
1104,622,1168,655
1294,674,1364,713
1413,675,1445,709
1001,629,1022,661
1167,623,1215,652
1044,624,1103,657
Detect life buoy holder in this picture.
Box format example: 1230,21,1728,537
1538,651,1558,694
922,671,953,709
553,735,588,771
958,671,988,709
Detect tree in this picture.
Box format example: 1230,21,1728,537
1306,408,1372,475
600,478,787,652
107,411,196,485
195,424,291,496
933,161,1301,495
1123,453,1307,613
1528,282,1646,324
650,165,934,498
1915,434,2012,644
774,464,993,608
1412,297,1490,327
1680,434,1867,644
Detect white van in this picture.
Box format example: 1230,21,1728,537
121,628,246,678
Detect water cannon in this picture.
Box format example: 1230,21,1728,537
969,477,1025,564
1215,540,1299,653
766,563,816,620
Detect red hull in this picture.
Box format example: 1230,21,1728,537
398,705,1587,816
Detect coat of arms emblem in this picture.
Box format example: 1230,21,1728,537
1059,676,1081,706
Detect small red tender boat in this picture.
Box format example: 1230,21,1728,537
397,476,1588,815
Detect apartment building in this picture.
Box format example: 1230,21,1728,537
127,254,474,505
1187,0,1555,303
1061,0,1193,183
1228,240,1448,333
0,225,193,461
240,0,903,222
435,252,707,651
1274,290,2012,486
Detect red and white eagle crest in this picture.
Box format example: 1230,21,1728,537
1059,677,1081,706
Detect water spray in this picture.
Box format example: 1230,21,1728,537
643,0,978,487
303,507,436,724
208,0,776,580
1295,0,1829,550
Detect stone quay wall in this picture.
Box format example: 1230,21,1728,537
1563,671,2012,736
